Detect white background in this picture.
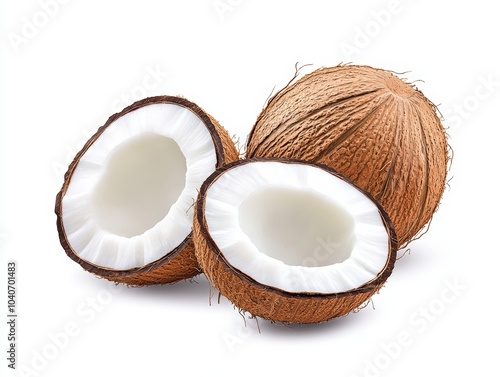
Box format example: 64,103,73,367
1,0,499,376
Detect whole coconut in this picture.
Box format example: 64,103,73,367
246,65,449,247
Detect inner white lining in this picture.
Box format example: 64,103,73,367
204,161,390,294
62,103,217,270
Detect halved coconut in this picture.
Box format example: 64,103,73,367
194,158,397,324
55,96,238,286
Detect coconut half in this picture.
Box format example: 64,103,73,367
55,96,238,285
194,159,397,324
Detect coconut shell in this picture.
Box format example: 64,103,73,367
246,65,449,247
193,158,398,324
55,96,239,286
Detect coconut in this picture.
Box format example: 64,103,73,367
246,65,449,247
194,158,397,324
55,96,238,286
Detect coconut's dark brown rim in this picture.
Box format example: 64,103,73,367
196,157,398,300
54,95,228,278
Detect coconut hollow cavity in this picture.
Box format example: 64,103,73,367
194,159,397,324
55,96,238,286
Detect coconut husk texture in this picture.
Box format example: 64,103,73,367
194,158,398,324
55,96,239,286
246,65,449,247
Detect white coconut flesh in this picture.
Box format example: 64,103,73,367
204,161,391,294
62,103,217,270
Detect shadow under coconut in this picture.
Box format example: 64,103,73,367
249,303,377,336
74,270,213,308
392,238,439,274
119,274,212,303
209,294,379,337
77,270,387,330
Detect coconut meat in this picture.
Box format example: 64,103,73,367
62,103,217,270
204,161,391,294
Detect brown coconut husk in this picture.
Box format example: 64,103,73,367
246,65,449,247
